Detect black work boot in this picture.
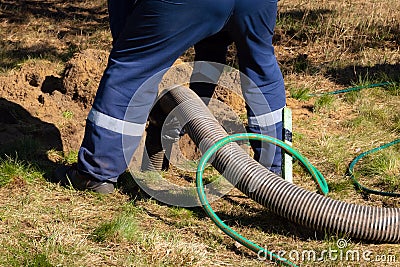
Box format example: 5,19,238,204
54,165,115,194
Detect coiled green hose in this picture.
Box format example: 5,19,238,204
348,138,400,197
311,81,400,197
195,82,398,266
196,133,330,267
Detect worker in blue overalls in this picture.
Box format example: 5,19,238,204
55,0,286,194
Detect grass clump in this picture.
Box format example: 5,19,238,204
313,94,335,113
168,207,197,228
61,150,79,165
0,156,42,187
62,110,74,119
2,245,54,267
355,149,400,192
91,205,143,243
386,82,400,96
343,91,361,105
25,253,53,267
290,86,311,101
91,214,140,242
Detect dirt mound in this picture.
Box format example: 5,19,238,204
0,48,273,168
63,49,109,108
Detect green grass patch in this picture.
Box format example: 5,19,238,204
91,205,143,243
313,94,335,113
386,82,400,96
343,90,361,105
354,148,400,192
61,150,79,165
168,207,197,228
25,253,53,267
290,86,311,101
0,156,42,187
62,110,74,119
327,179,354,193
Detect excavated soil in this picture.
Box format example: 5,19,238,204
1,49,285,167
0,50,105,154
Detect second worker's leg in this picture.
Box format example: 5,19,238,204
191,32,232,100
229,0,285,174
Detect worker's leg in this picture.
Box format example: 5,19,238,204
78,0,235,182
190,32,232,99
107,0,138,42
229,0,285,174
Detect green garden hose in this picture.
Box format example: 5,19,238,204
191,81,399,266
161,85,400,267
196,133,330,267
348,138,400,197
309,81,394,96
311,81,399,197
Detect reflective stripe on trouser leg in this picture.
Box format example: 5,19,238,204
78,109,146,183
247,108,283,174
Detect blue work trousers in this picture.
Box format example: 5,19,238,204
78,0,285,182
192,29,285,174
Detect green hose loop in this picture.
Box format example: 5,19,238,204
195,83,397,265
309,81,399,197
348,139,400,197
196,133,330,267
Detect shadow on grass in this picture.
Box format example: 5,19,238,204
275,7,400,85
117,171,325,243
326,63,400,86
0,0,109,70
0,0,106,21
0,41,79,71
0,98,63,179
275,8,334,44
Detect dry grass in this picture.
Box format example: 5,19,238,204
0,0,399,266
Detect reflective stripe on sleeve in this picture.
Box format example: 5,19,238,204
248,107,284,127
87,108,146,137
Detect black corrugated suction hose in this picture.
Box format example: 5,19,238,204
155,86,400,243
141,124,169,171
